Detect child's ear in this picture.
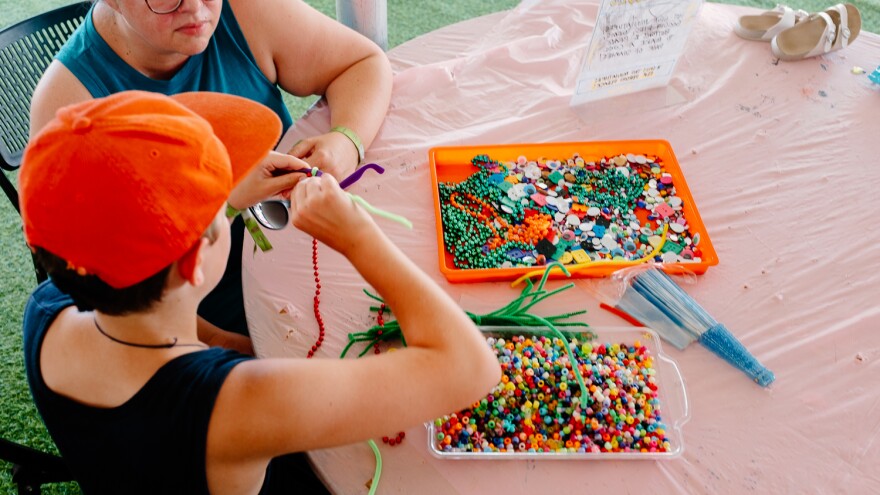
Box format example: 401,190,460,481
177,238,209,286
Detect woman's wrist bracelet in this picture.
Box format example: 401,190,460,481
330,125,365,164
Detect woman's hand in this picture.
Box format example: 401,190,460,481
288,131,359,180
227,151,311,210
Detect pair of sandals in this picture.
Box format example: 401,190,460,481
734,3,861,61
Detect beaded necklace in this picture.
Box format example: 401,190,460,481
300,163,408,495
448,192,553,251
306,238,325,358
305,163,410,358
439,168,534,270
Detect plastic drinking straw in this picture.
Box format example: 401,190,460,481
627,268,775,387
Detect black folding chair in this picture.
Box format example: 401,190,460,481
0,4,92,492
0,1,92,284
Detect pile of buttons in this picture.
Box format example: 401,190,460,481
438,153,703,270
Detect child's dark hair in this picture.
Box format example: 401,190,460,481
31,217,221,315
32,247,171,316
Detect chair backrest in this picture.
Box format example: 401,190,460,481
1,5,92,491
0,1,91,214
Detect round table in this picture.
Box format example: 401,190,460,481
243,1,880,492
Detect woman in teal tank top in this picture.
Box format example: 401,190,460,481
29,0,393,346
54,0,296,132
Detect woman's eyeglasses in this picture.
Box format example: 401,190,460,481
144,0,185,15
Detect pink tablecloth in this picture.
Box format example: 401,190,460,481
243,1,880,493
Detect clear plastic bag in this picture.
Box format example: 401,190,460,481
589,264,775,387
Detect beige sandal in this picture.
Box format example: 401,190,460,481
770,3,861,61
735,5,808,42
824,3,861,51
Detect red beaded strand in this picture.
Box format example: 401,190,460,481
307,237,326,359
374,304,386,355
382,431,405,446
375,304,405,446
307,246,404,444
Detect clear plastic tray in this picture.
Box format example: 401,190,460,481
427,325,689,460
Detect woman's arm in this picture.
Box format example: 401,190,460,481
230,0,392,178
196,317,254,356
29,61,93,138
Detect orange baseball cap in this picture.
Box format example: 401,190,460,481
20,90,281,288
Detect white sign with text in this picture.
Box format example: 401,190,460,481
571,0,702,106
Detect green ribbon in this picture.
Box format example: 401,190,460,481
241,209,273,252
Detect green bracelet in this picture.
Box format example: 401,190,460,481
225,203,240,219
330,125,364,163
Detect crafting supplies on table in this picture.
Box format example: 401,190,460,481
430,141,717,283
428,326,689,460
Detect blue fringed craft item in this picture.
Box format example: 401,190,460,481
869,65,880,85
617,267,775,387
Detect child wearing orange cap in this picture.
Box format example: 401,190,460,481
19,91,500,494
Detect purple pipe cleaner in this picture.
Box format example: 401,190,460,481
275,163,384,190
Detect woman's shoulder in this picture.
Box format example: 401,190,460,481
224,0,342,52
29,61,92,139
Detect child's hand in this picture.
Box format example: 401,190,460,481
228,151,310,210
288,174,378,255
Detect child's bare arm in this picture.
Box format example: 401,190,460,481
207,176,500,460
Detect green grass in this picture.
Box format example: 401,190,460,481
1,0,878,493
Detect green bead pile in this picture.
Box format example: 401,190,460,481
438,156,528,269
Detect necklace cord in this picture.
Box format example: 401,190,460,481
93,317,206,349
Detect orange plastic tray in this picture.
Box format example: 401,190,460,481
429,140,718,283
